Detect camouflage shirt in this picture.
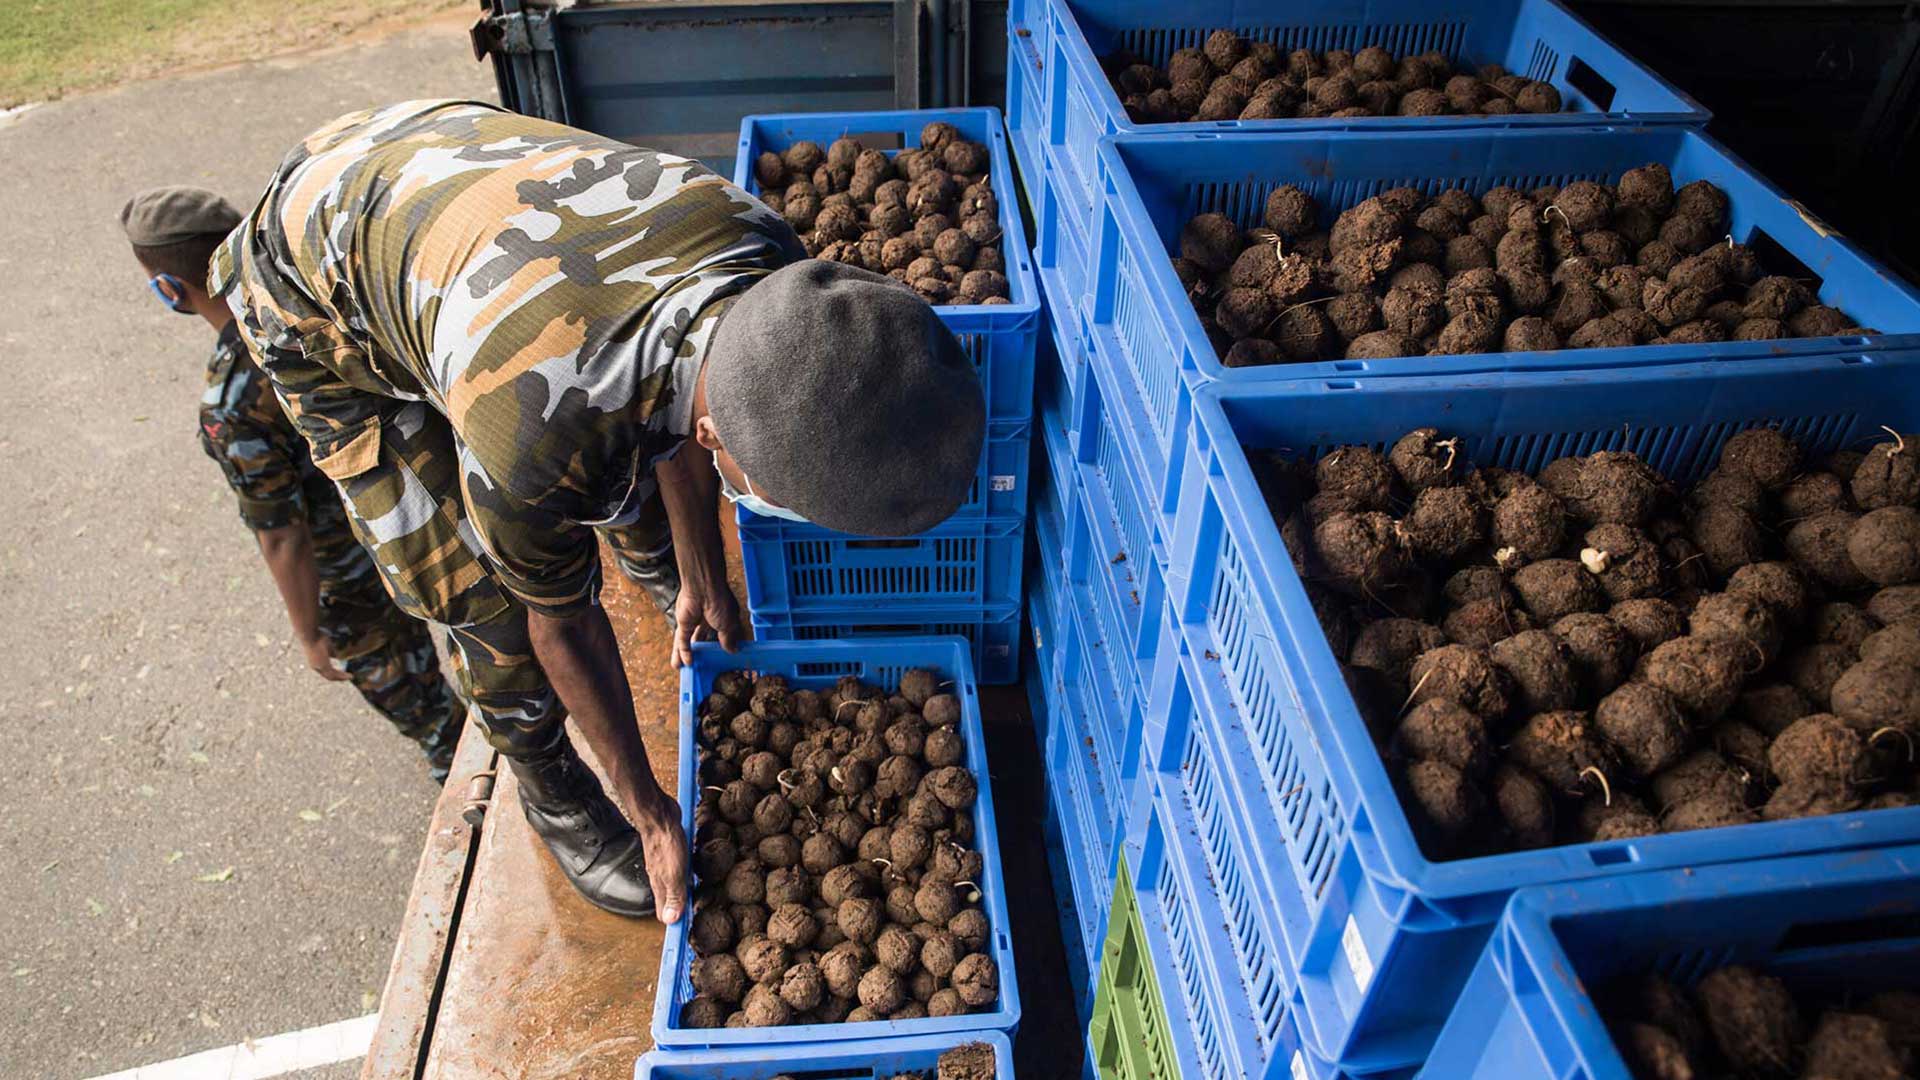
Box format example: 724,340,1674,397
211,99,802,615
198,321,319,531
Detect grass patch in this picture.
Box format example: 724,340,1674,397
0,0,461,107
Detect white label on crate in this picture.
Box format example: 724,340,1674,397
1291,1051,1309,1080
1343,915,1375,993
989,644,1011,657
991,474,1018,492
1033,627,1044,650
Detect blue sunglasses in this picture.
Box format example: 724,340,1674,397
148,273,196,314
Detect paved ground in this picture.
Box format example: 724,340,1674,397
0,18,495,1079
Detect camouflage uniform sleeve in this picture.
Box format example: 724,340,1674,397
200,407,308,531
458,462,602,619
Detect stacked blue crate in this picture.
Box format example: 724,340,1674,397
732,108,1039,684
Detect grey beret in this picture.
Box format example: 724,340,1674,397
119,186,241,247
706,260,985,536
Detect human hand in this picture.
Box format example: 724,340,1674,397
672,575,742,668
630,788,688,923
301,634,352,682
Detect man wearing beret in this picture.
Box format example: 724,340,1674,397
121,187,468,782
212,100,985,921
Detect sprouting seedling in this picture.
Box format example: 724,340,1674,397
1581,766,1613,807
1882,426,1907,456
871,857,895,872
1494,545,1522,569
1434,437,1460,474
1870,727,1916,763
1249,227,1284,257
702,785,725,796
1541,204,1570,228
1580,546,1611,575
777,769,799,793
1399,667,1436,718
954,879,983,904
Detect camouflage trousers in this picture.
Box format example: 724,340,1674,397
295,398,675,759
309,492,464,747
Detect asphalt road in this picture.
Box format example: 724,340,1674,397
0,20,496,1079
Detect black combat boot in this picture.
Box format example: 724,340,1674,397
507,738,655,917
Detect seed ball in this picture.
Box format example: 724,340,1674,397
1431,311,1497,355
1847,506,1920,586
855,964,905,1014
1352,620,1452,688
753,793,794,835
1401,486,1485,565
1488,630,1580,715
903,790,951,831
951,953,999,1007
1491,764,1556,849
1860,621,1920,667
767,903,820,949
695,834,739,882
1767,713,1868,792
1179,212,1243,274
766,866,812,908
1396,699,1492,777
1508,710,1617,794
1667,792,1754,831
1778,471,1850,520
731,707,772,749
1249,184,1319,241
723,856,770,905
819,942,869,999
1695,967,1802,1076
1595,682,1689,780
1869,584,1920,627
873,884,915,928
915,988,965,1019
915,878,963,924
1442,598,1533,650
923,765,978,810
1689,592,1783,666
1491,483,1567,564
691,906,737,955
1738,682,1813,738
692,953,750,1004
1512,559,1606,623
682,993,730,1029
795,833,846,878
1786,643,1855,712
1787,511,1870,591
885,823,931,870
1407,644,1512,720
758,833,802,870
1688,501,1766,579
836,897,884,945
1652,749,1749,810
1832,656,1920,734
1553,613,1639,697
930,909,987,959
820,864,873,908
867,925,917,976
1403,759,1482,841
737,937,790,986
1641,635,1749,720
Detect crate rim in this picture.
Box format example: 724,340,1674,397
1094,122,1920,390
634,1028,1015,1078
651,637,1022,1048
733,105,1042,320
1477,844,1920,1080
1183,364,1920,906
1039,0,1710,140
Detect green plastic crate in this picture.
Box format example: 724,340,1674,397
1088,862,1178,1080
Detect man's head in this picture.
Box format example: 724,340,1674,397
699,261,985,536
119,186,242,326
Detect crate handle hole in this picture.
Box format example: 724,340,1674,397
846,539,923,550
1586,844,1637,867
1778,912,1920,953
1565,58,1615,111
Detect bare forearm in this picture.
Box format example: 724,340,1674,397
657,442,728,592
256,524,324,643
527,606,667,812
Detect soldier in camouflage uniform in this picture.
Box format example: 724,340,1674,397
213,100,985,921
120,187,464,782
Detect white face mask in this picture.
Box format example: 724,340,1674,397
714,452,810,523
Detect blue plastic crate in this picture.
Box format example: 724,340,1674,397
1010,0,1710,286
654,639,1020,1050
1033,370,1074,574
1030,451,1072,678
1164,357,1920,1073
1423,846,1920,1080
740,513,1025,614
748,604,1022,685
636,1030,1014,1079
1034,148,1098,328
1037,252,1093,453
733,108,1039,425
1088,126,1920,547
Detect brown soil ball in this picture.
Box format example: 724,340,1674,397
1405,759,1483,839
1446,235,1494,275
1508,710,1616,793
1689,467,1768,517
754,792,795,835
876,924,920,975
1563,452,1661,528
886,822,931,870
1492,764,1556,848
1582,524,1665,602
1489,630,1580,715
1404,487,1485,563
927,988,967,1018
915,878,963,924
874,755,924,800
1787,511,1870,590
739,937,790,986
1340,329,1412,361
1848,506,1920,585
952,953,999,1007
1769,713,1869,791
1381,285,1445,340
1398,87,1448,115
1738,683,1814,739
820,864,872,908
801,833,847,877
681,994,729,1029
765,865,811,908
1594,682,1689,780
919,928,964,979
1804,1011,1910,1080
1499,316,1558,352
1696,966,1802,1076
1512,559,1606,623
1652,749,1746,809
1264,185,1317,237
884,718,928,760
1641,635,1749,720
947,908,990,953
1724,562,1809,622
1350,618,1449,688
836,897,883,945
1567,314,1636,350
1324,292,1381,342
1433,310,1499,354
1444,566,1512,608
1763,780,1864,820
884,884,919,926
1490,483,1567,564
758,834,801,870
1397,699,1493,776
1779,471,1849,519
1869,584,1920,626
924,694,962,732
1689,592,1783,666
1668,792,1755,831
1710,430,1799,495
1181,212,1243,273
1832,656,1920,734
1689,501,1766,579
694,836,738,882
1387,428,1461,492
1443,598,1532,649
731,711,771,749
1408,644,1512,720
723,858,767,905
926,766,978,810
691,952,750,1005
691,907,737,955
1860,621,1920,667
1223,338,1281,369
819,942,868,999
1311,510,1410,593
856,964,906,1013
1787,643,1856,711
904,791,950,831
1553,613,1639,696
